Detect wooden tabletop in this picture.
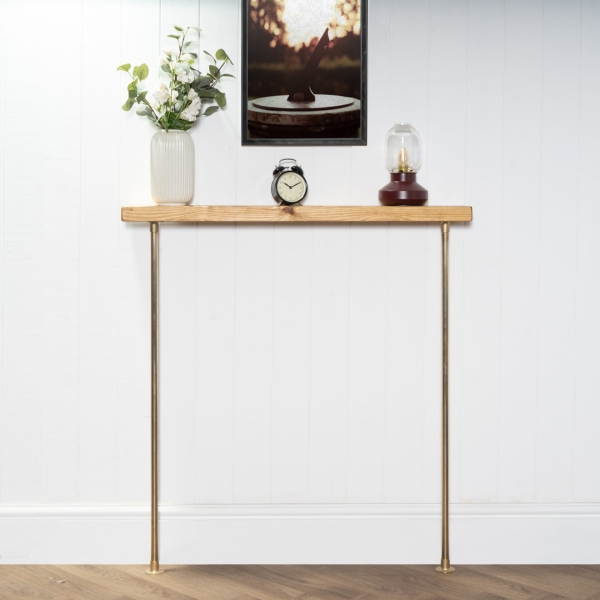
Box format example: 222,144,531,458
121,205,473,223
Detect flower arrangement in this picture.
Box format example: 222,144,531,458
118,25,233,131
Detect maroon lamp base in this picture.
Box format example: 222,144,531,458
379,172,428,206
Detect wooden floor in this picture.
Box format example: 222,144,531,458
0,565,599,600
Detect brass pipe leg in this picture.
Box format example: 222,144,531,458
146,222,164,576
436,222,455,574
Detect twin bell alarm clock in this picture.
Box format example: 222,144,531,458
271,158,308,205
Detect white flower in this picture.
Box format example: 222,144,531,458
181,53,194,61
157,81,168,91
154,83,169,104
158,55,169,66
175,67,194,84
148,96,160,110
171,90,180,102
162,46,172,56
180,108,197,122
188,88,198,100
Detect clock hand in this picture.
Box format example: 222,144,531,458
284,183,293,188
290,182,302,188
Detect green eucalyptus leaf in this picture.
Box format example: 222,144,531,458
183,41,194,50
187,52,198,59
196,76,212,88
208,64,218,76
127,78,139,91
117,63,131,72
197,88,217,98
138,63,149,80
203,105,220,117
174,25,183,31
203,50,216,63
215,92,226,108
137,91,148,101
161,64,171,73
122,98,135,111
128,89,137,99
133,65,139,78
136,105,151,116
167,34,181,39
189,26,201,32
220,73,235,78
215,49,228,61
174,100,183,111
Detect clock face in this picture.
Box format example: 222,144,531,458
276,171,307,204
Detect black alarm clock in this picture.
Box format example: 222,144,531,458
271,158,308,205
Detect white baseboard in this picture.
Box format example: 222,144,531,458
1,504,599,564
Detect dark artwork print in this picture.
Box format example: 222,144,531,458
242,0,367,146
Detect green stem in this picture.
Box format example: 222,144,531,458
143,99,164,130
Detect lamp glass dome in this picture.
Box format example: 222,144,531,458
385,123,422,173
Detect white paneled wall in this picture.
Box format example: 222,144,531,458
1,0,600,563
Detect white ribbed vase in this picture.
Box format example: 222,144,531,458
150,130,195,205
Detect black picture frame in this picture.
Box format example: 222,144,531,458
241,0,368,146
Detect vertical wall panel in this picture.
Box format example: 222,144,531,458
460,0,505,503
78,0,121,503
308,225,351,502
271,224,312,502
574,0,600,501
195,224,236,503
159,221,198,504
346,223,388,502
1,0,44,503
39,0,82,504
498,0,544,503
536,0,580,502
117,0,160,504
232,225,273,502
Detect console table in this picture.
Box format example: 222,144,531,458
121,205,473,575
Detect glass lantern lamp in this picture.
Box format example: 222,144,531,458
379,123,428,206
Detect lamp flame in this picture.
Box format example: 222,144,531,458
398,147,409,172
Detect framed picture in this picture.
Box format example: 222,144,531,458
242,0,367,146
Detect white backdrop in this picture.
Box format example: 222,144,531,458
0,0,599,564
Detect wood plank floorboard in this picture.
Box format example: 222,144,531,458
117,564,243,600
235,565,365,600
470,566,600,599
0,566,598,600
403,565,539,600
